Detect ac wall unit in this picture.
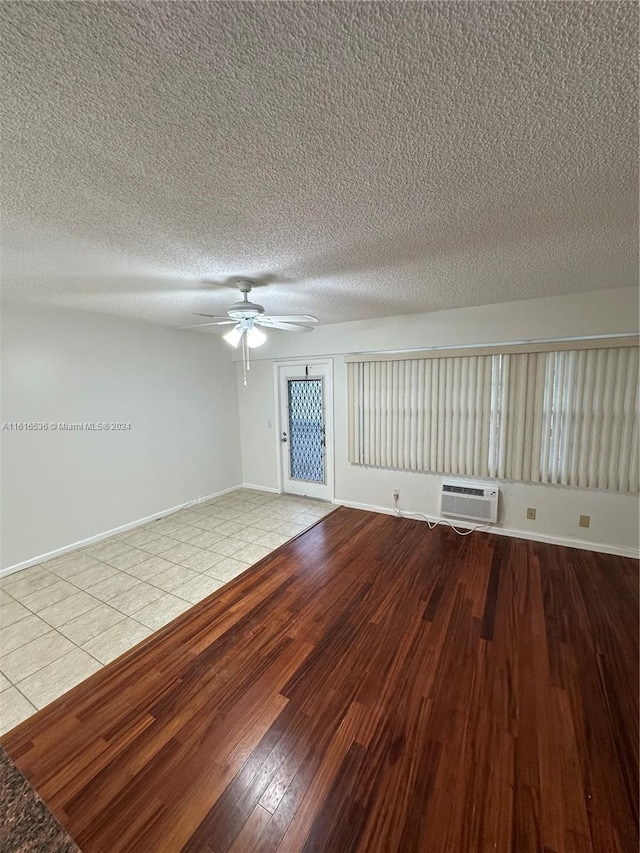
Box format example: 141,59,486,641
440,480,499,524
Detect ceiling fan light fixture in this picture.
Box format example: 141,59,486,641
246,326,267,348
187,280,317,384
223,325,242,347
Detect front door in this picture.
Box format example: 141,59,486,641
277,362,333,500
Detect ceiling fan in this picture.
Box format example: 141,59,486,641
182,279,318,384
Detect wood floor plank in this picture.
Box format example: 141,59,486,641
1,507,637,852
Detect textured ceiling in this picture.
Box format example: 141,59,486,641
1,1,637,330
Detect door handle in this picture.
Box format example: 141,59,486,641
281,431,288,443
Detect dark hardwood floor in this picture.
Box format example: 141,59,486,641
1,507,638,853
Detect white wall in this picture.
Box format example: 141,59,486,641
1,301,242,570
238,361,279,491
237,288,640,556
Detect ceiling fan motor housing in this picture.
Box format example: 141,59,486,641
227,300,265,320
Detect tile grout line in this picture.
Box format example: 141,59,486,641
3,680,38,716
2,601,109,684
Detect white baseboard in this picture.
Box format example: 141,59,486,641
333,498,640,559
242,483,281,494
0,483,244,579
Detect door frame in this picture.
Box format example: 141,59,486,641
273,358,334,501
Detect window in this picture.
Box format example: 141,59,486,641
347,341,639,492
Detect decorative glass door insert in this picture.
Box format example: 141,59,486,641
287,378,325,483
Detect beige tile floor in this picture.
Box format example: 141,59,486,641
0,489,333,735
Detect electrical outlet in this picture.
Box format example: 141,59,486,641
579,514,590,528
526,507,536,520
393,488,400,500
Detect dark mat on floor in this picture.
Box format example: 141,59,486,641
0,746,80,852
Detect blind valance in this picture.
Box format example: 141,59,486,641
344,335,639,362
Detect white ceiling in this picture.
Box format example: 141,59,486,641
1,1,637,331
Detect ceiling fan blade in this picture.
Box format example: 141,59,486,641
261,314,318,324
193,313,233,321
177,320,235,329
255,318,315,332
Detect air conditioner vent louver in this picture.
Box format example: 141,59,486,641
440,480,499,524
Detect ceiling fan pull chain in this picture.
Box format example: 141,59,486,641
242,333,248,386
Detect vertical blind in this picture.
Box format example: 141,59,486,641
347,342,639,492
